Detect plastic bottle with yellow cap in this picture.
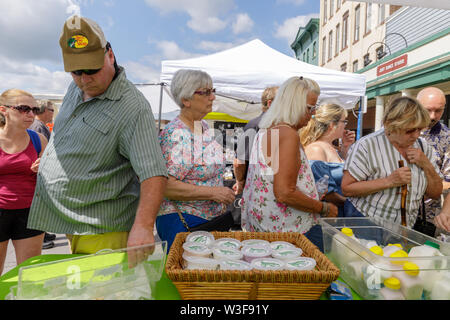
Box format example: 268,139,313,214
383,243,403,257
330,227,360,266
408,241,447,294
379,277,405,300
394,262,424,300
341,227,360,243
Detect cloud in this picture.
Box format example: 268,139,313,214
0,56,71,94
232,13,254,34
199,41,236,52
0,0,78,63
274,14,319,44
124,40,200,84
0,0,82,94
122,60,160,83
276,0,306,5
144,0,234,34
156,41,200,60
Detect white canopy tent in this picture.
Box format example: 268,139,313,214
160,39,366,112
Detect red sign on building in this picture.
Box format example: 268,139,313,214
377,54,408,77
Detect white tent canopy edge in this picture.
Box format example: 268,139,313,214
160,39,366,111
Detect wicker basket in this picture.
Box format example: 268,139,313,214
166,231,340,300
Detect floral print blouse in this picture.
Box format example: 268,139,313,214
242,130,319,233
158,116,226,220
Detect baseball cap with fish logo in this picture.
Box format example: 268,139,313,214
59,15,107,72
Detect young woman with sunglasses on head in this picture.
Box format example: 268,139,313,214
0,89,48,275
299,103,355,216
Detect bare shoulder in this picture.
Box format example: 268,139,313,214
304,142,327,161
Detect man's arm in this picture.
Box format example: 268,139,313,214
127,176,167,266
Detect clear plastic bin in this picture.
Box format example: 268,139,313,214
320,217,450,300
6,241,167,300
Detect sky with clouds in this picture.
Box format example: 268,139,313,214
0,0,319,95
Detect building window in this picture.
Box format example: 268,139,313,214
337,0,341,10
363,53,371,67
303,52,306,62
342,11,349,50
330,0,334,17
354,5,360,43
340,62,347,72
313,41,317,58
328,30,333,61
365,3,372,34
335,24,340,56
307,48,310,63
378,4,385,24
322,36,327,65
376,46,386,60
323,0,328,24
353,59,359,72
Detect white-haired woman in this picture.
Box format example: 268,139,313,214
157,69,235,249
0,89,48,275
299,103,355,216
241,76,338,251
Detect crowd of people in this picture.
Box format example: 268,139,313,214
0,15,449,275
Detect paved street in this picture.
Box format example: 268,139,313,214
3,234,71,275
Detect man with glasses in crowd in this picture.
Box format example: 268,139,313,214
417,87,450,234
27,16,167,265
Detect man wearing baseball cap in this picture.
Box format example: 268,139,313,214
28,16,168,265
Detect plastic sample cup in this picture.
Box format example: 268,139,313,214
186,231,215,247
250,258,285,270
241,245,272,263
182,253,220,270
213,238,242,250
182,242,212,258
212,247,243,261
219,259,252,271
284,257,317,271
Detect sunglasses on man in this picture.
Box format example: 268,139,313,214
4,105,40,115
71,68,102,76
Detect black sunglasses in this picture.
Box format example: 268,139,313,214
71,68,102,76
4,105,40,115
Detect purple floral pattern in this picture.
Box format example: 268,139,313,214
421,123,450,220
158,116,226,219
242,131,319,233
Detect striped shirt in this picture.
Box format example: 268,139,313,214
344,128,441,227
28,68,168,234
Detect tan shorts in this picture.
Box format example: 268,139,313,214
66,232,129,254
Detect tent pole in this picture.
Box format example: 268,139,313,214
356,96,363,140
158,83,164,131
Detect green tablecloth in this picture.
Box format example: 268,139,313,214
0,254,361,300
0,254,181,300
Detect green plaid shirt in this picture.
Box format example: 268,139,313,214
28,68,167,234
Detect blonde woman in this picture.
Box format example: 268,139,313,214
342,96,442,226
242,76,338,252
300,104,355,216
0,89,48,275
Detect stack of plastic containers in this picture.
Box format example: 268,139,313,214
6,241,167,300
181,231,317,272
320,217,450,300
